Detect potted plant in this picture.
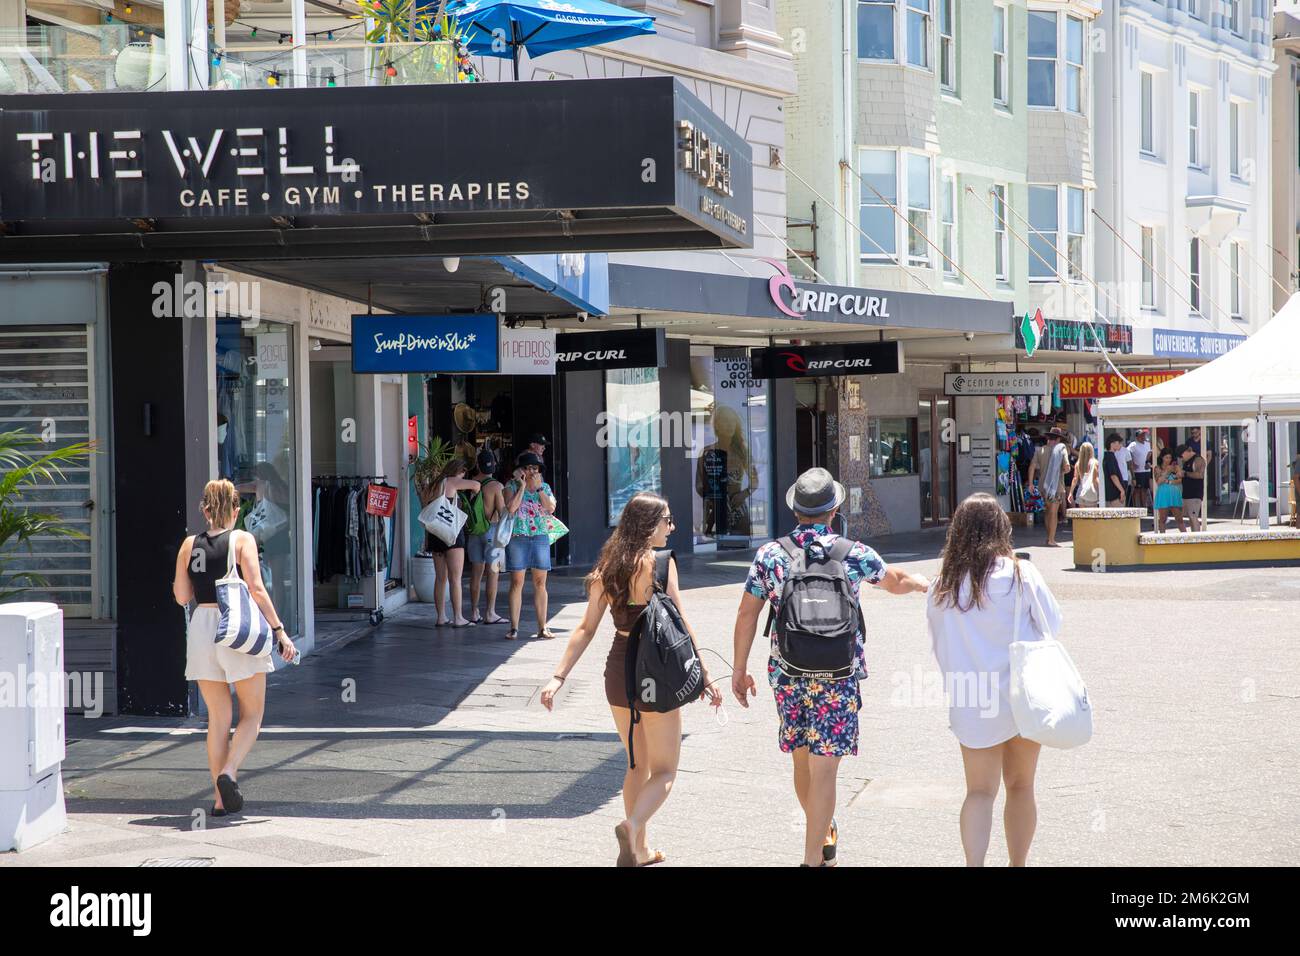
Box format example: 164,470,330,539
408,435,455,603
0,430,94,601
353,0,476,85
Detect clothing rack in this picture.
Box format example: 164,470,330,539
312,473,391,626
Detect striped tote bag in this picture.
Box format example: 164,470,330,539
214,534,274,658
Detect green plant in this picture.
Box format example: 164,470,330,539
353,0,471,84
411,435,455,506
0,430,94,602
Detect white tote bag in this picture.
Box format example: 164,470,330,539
419,486,467,546
213,534,274,658
1009,573,1092,749
489,514,514,549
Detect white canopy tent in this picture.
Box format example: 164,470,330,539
1096,293,1300,528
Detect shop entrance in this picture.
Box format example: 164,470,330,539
794,378,832,477
426,372,564,560
918,392,956,524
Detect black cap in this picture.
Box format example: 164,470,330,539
476,450,497,474
529,433,549,447
516,451,544,468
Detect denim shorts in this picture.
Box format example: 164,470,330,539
506,533,551,572
466,532,502,567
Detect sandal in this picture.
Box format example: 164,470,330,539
216,773,243,814
483,614,506,625
637,850,666,867
822,818,838,865
470,612,483,624
537,629,558,640
505,628,519,641
210,804,228,819
613,822,636,868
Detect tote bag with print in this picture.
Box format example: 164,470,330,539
1009,572,1092,749
214,534,274,658
419,488,467,546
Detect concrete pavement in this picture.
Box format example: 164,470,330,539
5,521,1299,866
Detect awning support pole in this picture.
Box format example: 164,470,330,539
1256,412,1270,529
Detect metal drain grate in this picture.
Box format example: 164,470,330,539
138,857,215,868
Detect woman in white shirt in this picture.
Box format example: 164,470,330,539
926,493,1063,866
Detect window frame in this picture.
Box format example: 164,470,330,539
993,183,1009,282
858,147,900,262
1065,185,1085,282
906,0,934,71
940,172,958,277
993,3,1009,107
1027,184,1060,282
1229,100,1242,180
1064,15,1084,114
1226,0,1242,38
1026,9,1058,109
857,0,897,62
1188,88,1203,169
1229,241,1243,320
906,152,934,267
938,0,956,94
1189,236,1202,314
1140,70,1155,156
1140,225,1156,310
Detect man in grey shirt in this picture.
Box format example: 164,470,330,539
1028,428,1071,546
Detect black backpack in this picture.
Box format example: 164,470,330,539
765,536,861,681
624,550,704,768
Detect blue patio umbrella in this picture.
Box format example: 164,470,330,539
444,0,655,81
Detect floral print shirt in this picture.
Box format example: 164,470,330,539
744,523,888,687
506,480,554,537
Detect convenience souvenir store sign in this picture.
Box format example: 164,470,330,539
0,77,753,261
1015,318,1133,354
351,314,499,374
1058,370,1184,398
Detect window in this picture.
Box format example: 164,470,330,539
1027,10,1057,108
1140,71,1154,154
993,4,1008,106
907,153,933,266
938,0,956,92
869,417,919,478
1065,16,1083,113
1226,0,1241,36
1230,241,1242,319
1188,89,1202,168
605,367,663,525
1229,101,1241,178
907,0,933,69
1189,237,1202,313
940,173,957,276
1066,186,1085,281
1188,0,1199,19
993,184,1009,280
1028,185,1058,280
1141,225,1155,309
859,149,898,260
858,0,896,60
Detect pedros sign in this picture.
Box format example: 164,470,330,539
764,260,890,320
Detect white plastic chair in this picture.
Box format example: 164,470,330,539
1235,479,1277,523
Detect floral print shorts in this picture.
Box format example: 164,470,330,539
773,676,861,757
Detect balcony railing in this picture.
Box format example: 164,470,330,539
0,24,463,94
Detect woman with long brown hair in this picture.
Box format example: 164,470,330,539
173,479,296,817
539,492,722,866
925,493,1062,866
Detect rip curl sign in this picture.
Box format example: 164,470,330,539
762,259,891,321
750,340,904,380
351,313,499,374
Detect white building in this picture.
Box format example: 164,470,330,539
1094,0,1276,342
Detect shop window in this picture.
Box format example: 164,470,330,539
869,417,919,478
216,318,299,638
689,347,769,547
605,367,664,526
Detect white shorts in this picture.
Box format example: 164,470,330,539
185,606,275,684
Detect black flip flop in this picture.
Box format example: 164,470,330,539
210,804,228,819
216,773,243,814
822,818,838,865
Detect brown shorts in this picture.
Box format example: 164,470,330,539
604,632,631,708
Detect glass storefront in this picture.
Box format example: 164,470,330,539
605,367,664,525
216,318,299,637
687,346,770,548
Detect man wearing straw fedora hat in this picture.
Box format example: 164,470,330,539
731,467,930,867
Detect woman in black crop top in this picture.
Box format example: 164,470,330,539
172,479,295,817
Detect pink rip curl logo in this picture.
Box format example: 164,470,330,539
763,258,805,318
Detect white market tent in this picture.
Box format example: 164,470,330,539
1096,293,1300,528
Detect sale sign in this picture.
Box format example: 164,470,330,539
1058,370,1183,399
365,483,397,517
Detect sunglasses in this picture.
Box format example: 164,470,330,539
660,514,675,527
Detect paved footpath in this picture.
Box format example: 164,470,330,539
5,523,1299,867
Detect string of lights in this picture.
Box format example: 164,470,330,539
199,35,480,87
